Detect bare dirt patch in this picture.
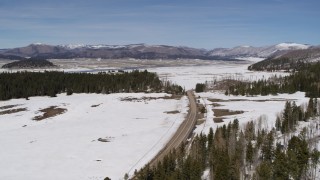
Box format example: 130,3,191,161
0,104,21,110
213,109,244,117
164,110,180,114
91,103,102,108
209,98,248,102
208,98,228,102
211,103,223,107
97,137,114,143
33,106,67,121
197,119,206,125
253,98,297,102
164,94,183,100
0,108,27,115
213,117,224,123
121,94,183,102
209,98,296,103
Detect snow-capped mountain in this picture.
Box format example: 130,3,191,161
0,42,314,60
59,44,142,50
275,43,309,50
208,43,311,58
1,43,211,60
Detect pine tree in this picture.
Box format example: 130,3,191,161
273,144,289,180
246,141,253,170
256,161,272,180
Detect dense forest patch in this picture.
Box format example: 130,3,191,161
0,70,183,100
226,63,320,97
2,57,56,68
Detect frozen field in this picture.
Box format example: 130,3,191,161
149,61,288,90
0,93,188,180
0,58,289,91
195,91,310,134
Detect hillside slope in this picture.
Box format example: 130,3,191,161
248,47,320,71
2,58,56,69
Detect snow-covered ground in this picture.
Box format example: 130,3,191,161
0,93,188,180
0,58,299,179
149,61,288,90
195,91,310,135
0,58,288,91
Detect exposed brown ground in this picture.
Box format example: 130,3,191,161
213,117,224,123
97,138,110,142
91,104,102,107
211,103,223,107
0,104,21,110
213,109,244,117
33,106,67,121
212,109,245,123
0,108,27,115
209,98,296,103
197,119,206,125
164,110,180,114
208,98,246,102
121,94,183,102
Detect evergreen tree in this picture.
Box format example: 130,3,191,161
273,144,289,180
246,140,254,169
256,161,272,180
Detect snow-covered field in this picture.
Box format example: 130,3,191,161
0,93,188,180
148,61,288,90
195,91,310,135
0,58,289,91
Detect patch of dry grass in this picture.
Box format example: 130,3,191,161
211,103,223,107
91,104,102,107
0,104,20,110
213,109,244,117
213,117,224,123
121,94,183,102
0,108,27,115
197,119,206,125
33,106,67,121
164,110,180,114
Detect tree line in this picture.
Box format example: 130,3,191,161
2,57,55,68
248,57,308,71
226,63,320,97
0,70,183,100
131,99,320,180
248,48,320,71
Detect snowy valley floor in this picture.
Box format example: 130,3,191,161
0,93,188,180
0,59,310,180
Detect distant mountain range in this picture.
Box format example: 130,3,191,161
208,43,310,58
0,42,315,61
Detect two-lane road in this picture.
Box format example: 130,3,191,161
148,90,198,167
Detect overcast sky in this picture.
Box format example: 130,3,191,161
0,0,319,49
